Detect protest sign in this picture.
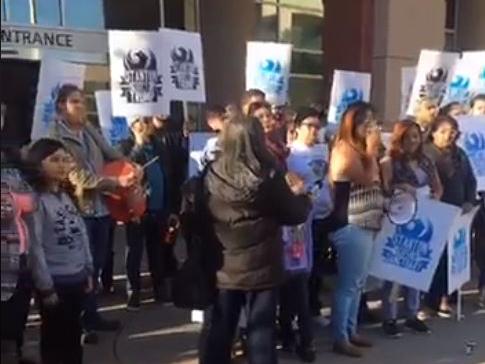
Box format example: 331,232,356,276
159,28,206,103
456,115,485,191
369,197,461,292
109,30,169,118
447,206,480,294
327,70,371,124
406,50,459,116
188,132,216,177
246,41,292,106
31,58,85,140
95,90,130,147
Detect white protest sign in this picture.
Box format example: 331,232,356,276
94,90,130,147
369,197,461,292
246,41,292,106
108,30,169,118
447,206,480,294
31,57,85,140
327,70,371,124
456,115,485,191
188,132,216,177
159,28,206,103
401,66,416,117
406,50,459,116
442,51,485,106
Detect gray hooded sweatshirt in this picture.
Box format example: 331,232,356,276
30,191,93,293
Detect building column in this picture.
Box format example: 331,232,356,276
457,0,485,50
371,0,446,122
199,0,256,106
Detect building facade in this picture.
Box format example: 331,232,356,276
1,0,484,145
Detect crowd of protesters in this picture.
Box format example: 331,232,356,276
1,84,484,364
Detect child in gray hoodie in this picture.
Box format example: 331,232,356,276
27,138,93,364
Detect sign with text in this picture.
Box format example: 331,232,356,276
159,28,206,103
109,30,169,118
406,50,459,116
31,58,85,140
328,70,371,124
447,206,480,294
95,90,130,147
456,115,485,191
369,197,461,292
246,41,292,106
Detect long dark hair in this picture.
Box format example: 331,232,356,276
335,101,376,157
26,138,73,193
429,115,460,144
218,115,275,180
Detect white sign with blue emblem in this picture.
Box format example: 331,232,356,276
246,41,292,106
327,70,371,124
369,197,461,292
109,30,169,118
159,28,206,103
456,115,485,191
31,57,85,140
442,51,485,106
447,206,480,295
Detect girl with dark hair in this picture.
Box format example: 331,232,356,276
27,138,93,364
199,115,311,364
424,116,477,317
439,102,465,118
380,120,443,337
470,94,485,116
248,101,289,171
328,102,384,358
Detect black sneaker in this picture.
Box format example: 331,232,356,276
94,318,121,332
126,293,140,312
382,320,403,338
405,317,431,333
82,331,99,345
295,345,316,363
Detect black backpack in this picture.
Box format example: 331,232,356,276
172,166,222,310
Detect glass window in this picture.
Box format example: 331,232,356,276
35,0,61,26
444,32,457,51
291,51,323,75
255,4,278,42
2,0,6,21
64,0,104,29
289,76,324,106
5,0,31,23
279,9,323,50
280,0,323,12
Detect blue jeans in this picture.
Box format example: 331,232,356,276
199,289,278,364
83,216,111,330
329,225,375,342
382,282,420,320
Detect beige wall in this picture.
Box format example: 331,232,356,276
372,0,446,123
457,0,485,50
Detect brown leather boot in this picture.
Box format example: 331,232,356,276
332,341,363,358
350,334,374,348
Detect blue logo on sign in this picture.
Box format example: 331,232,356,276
257,59,285,96
451,228,467,275
464,132,485,177
42,83,61,127
109,117,130,146
336,88,363,123
382,219,433,273
448,74,470,101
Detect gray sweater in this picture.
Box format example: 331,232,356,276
31,191,93,293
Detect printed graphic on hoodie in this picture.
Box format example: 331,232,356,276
53,203,84,249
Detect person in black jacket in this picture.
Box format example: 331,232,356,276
199,115,312,364
119,117,179,310
424,115,477,317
